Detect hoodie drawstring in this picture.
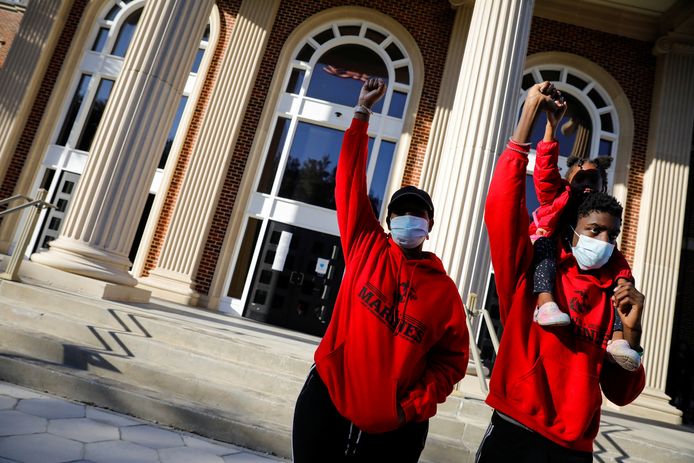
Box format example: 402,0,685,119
344,422,363,456
396,262,419,334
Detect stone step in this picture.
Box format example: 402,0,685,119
0,303,308,398
420,433,477,463
0,353,292,459
3,281,692,463
0,281,316,378
0,324,299,428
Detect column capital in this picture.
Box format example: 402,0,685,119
449,0,474,8
653,34,694,56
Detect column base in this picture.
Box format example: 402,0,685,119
6,258,150,303
31,237,137,287
0,239,11,255
138,268,201,306
603,387,683,425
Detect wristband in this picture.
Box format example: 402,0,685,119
354,104,372,115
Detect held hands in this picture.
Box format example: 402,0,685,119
513,81,565,144
358,77,386,110
527,81,566,117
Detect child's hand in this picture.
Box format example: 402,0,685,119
547,99,567,128
527,81,565,114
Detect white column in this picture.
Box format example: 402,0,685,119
32,0,215,287
628,36,694,425
0,0,72,188
140,0,280,304
420,2,473,193
427,0,534,302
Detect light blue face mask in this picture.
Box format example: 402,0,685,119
390,215,429,249
571,227,614,270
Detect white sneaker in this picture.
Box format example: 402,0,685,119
533,302,570,326
606,339,641,371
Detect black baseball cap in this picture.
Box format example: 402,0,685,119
387,185,434,219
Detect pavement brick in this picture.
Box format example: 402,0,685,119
85,407,141,428
0,396,16,410
47,417,120,443
182,435,241,456
0,384,44,400
158,446,226,463
16,398,85,419
0,433,83,463
223,453,286,462
0,410,46,436
120,424,184,449
85,440,159,463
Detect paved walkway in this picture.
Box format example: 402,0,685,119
0,381,285,463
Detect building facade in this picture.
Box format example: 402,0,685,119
0,0,693,425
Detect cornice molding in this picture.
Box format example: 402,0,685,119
448,0,473,9
534,0,659,41
654,34,694,56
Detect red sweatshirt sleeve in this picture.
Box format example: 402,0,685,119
399,298,470,423
611,249,634,282
335,118,383,262
485,141,534,324
533,140,563,206
600,362,646,406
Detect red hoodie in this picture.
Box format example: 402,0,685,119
530,140,632,280
315,118,469,434
484,140,645,452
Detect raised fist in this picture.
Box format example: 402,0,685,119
358,77,387,109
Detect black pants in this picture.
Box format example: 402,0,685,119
292,367,429,462
533,236,556,295
476,411,592,463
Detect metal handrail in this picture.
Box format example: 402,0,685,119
0,194,33,208
0,198,53,217
464,292,500,394
0,189,54,281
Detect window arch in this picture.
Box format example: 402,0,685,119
254,20,413,218
224,18,419,328
517,63,622,215
25,0,216,261
478,57,632,374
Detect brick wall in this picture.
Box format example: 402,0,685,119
0,7,23,67
142,0,242,277
0,1,88,202
527,16,656,263
191,0,455,294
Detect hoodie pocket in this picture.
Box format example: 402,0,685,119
317,339,400,433
509,355,601,442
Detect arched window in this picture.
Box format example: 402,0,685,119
477,62,624,374
227,21,414,334
518,64,619,215
26,0,215,263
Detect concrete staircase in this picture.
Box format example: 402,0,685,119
0,279,491,462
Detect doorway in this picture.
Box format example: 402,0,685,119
244,221,344,336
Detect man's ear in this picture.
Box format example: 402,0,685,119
428,218,434,232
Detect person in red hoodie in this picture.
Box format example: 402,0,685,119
292,78,469,462
528,82,642,371
476,82,646,462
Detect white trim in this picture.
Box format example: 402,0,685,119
221,15,419,314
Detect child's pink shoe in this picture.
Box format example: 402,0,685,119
533,302,570,326
606,339,641,371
